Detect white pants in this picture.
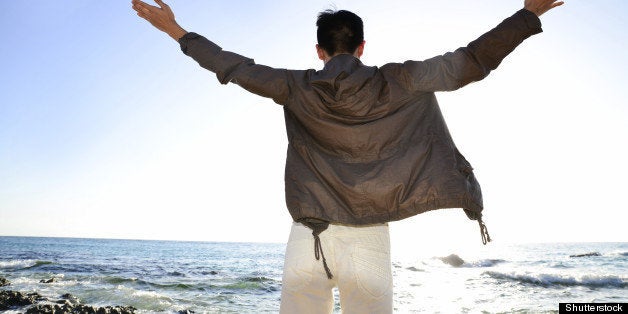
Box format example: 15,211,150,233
280,222,393,314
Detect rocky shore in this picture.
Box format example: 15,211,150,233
0,277,137,314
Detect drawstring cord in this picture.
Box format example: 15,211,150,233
313,231,334,279
299,219,334,280
478,218,491,245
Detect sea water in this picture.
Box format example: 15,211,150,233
0,236,625,313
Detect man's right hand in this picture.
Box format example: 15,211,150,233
132,0,187,41
524,0,564,16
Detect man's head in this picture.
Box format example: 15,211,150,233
316,9,365,62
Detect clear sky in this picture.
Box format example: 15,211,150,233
1,1,627,250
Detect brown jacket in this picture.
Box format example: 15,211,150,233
179,9,542,241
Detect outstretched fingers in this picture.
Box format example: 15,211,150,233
132,0,174,21
154,0,168,9
544,0,565,14
136,0,167,15
551,1,565,9
541,0,564,9
525,0,565,16
132,1,154,16
131,0,184,40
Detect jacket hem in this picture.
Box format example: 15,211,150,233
289,197,483,226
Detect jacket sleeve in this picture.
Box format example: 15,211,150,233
397,9,543,92
179,32,290,105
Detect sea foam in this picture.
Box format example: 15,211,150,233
0,259,38,269
484,271,627,288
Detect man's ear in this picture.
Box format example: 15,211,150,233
316,44,327,61
354,41,365,58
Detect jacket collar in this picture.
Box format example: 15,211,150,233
321,54,363,73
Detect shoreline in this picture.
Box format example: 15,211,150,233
0,290,137,314
0,278,198,314
0,275,141,314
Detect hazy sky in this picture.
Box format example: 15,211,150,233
1,1,626,249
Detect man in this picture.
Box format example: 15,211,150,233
132,1,562,313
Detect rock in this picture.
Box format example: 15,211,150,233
439,254,465,267
76,305,97,314
0,290,41,311
26,304,136,314
569,252,601,258
26,303,73,314
92,305,136,314
0,277,10,287
178,310,196,314
0,289,135,314
59,293,80,305
39,277,55,284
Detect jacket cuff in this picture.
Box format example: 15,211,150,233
518,8,543,32
178,32,200,54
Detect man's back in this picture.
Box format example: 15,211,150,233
132,0,563,312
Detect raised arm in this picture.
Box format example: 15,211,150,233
132,0,290,105
393,1,563,92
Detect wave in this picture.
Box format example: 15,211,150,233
608,251,628,257
24,260,54,269
85,274,281,293
0,259,53,270
218,276,279,292
548,262,573,269
569,252,601,258
484,271,627,288
569,251,628,258
111,284,174,311
466,259,506,268
102,276,193,290
242,276,274,283
103,276,139,285
144,281,204,291
0,259,35,269
100,276,211,292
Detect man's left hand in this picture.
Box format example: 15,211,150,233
132,0,187,41
524,0,564,16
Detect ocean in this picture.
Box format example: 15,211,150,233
0,236,625,313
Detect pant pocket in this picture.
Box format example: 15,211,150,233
351,238,392,299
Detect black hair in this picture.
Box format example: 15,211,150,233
316,10,364,56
